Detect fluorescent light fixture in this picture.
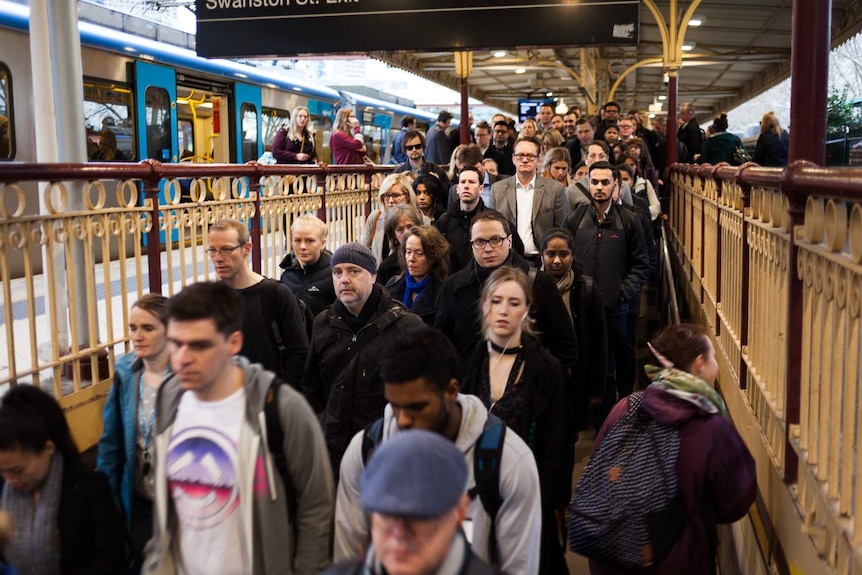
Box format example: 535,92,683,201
493,50,507,58
658,94,667,101
199,102,213,109
688,16,704,26
515,68,526,74
546,91,554,97
124,46,136,52
681,43,695,51
294,87,303,92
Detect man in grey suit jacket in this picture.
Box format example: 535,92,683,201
490,136,565,266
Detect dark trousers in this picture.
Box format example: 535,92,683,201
593,305,630,427
130,496,153,575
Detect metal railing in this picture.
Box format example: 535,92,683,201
0,160,391,448
668,161,862,574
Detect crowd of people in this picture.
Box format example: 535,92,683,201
0,101,758,575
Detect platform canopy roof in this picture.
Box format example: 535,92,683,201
371,0,862,120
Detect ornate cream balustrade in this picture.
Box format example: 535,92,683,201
0,161,390,448
669,162,862,574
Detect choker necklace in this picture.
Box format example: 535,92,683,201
488,340,522,355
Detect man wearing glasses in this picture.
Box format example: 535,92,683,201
489,136,566,268
435,210,577,373
393,130,451,206
207,218,309,387
490,121,515,175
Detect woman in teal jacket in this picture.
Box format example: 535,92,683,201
97,294,171,574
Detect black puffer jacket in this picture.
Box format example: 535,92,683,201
301,287,425,472
279,250,336,316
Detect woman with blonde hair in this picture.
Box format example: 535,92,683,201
753,111,789,167
541,146,574,187
520,118,539,139
541,130,565,158
460,265,567,575
272,106,317,164
279,215,335,316
360,172,429,263
331,107,366,165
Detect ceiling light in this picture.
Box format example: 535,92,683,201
658,94,667,101
688,16,704,26
493,50,507,58
546,91,554,97
681,44,695,51
515,68,526,74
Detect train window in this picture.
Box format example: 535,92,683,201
83,79,134,161
241,102,258,162
262,107,289,150
145,87,172,162
178,119,194,159
0,63,14,160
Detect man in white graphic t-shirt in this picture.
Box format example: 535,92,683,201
142,282,334,575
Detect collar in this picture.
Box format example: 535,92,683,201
516,174,537,191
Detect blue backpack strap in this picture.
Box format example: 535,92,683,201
360,417,386,466
468,413,506,567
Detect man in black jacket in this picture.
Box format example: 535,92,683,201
434,168,523,273
302,242,424,475
564,162,650,414
435,210,578,374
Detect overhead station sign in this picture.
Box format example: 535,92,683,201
195,0,639,58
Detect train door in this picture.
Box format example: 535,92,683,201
234,82,262,163
134,61,177,164
134,61,178,245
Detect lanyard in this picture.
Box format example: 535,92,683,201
138,368,169,450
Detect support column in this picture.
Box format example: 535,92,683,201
789,0,830,164
460,80,470,146
666,71,678,168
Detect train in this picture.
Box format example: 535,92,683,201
0,0,441,168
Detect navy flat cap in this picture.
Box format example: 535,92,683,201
360,430,468,519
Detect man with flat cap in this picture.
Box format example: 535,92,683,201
302,242,424,475
323,430,493,575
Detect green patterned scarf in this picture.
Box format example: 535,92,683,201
645,342,727,417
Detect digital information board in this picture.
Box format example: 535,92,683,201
195,0,639,58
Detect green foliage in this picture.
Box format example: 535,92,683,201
827,84,862,131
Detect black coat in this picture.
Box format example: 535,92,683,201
385,273,445,326
57,466,126,574
678,120,703,163
433,199,525,273
433,253,578,371
302,288,424,471
753,131,788,167
460,334,565,508
564,202,651,312
279,251,336,317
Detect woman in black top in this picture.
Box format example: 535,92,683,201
753,111,789,167
460,266,566,575
272,106,318,164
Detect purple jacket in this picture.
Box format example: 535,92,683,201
272,128,316,164
589,386,756,575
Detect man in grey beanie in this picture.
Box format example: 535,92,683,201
302,242,425,475
323,430,493,575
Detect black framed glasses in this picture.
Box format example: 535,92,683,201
205,245,243,257
513,153,538,162
470,236,507,249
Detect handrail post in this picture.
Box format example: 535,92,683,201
316,167,328,224
143,160,163,295
365,166,374,219
248,163,262,275
736,167,753,390
779,160,815,484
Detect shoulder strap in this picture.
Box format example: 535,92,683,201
527,266,538,286
264,378,298,523
469,413,506,567
575,181,590,200
360,417,386,466
569,202,590,232
372,304,408,332
260,279,286,356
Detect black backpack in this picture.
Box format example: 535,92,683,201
260,278,315,376
361,414,507,566
568,392,688,568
